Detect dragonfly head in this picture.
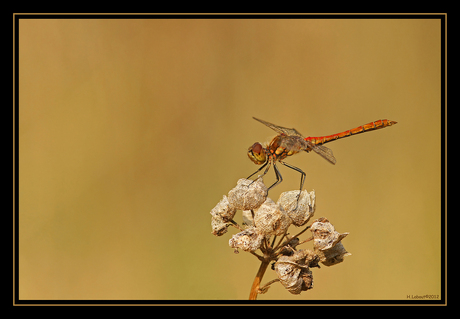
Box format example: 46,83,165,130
247,142,267,165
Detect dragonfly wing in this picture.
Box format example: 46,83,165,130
304,141,337,165
253,117,304,137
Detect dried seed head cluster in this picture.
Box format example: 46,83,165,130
209,177,350,299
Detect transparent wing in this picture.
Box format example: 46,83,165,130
303,140,337,165
253,117,304,137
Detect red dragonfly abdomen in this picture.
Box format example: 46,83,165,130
305,119,397,145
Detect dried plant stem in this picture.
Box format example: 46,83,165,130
250,251,264,261
258,278,280,293
228,219,244,231
249,258,271,300
297,236,314,246
292,225,311,239
273,231,288,251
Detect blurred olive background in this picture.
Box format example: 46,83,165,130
18,18,441,300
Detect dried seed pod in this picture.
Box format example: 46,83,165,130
315,242,351,266
274,249,318,294
210,195,236,223
227,178,268,211
228,227,264,252
310,217,350,266
278,189,316,226
253,198,292,236
275,256,307,294
310,217,349,250
211,214,229,236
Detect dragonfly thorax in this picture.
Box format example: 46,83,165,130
267,135,303,161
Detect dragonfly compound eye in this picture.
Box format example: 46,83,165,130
247,142,266,165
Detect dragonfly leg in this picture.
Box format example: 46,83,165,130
247,159,273,189
279,161,306,209
267,162,283,191
247,160,270,180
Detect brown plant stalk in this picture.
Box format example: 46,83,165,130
249,258,270,300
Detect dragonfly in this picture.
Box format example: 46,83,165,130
247,117,397,196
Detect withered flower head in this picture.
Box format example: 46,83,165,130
310,217,350,266
278,189,316,226
210,195,235,236
210,195,236,222
315,242,351,266
274,249,319,295
253,198,292,236
227,178,268,211
211,214,229,237
229,227,265,253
